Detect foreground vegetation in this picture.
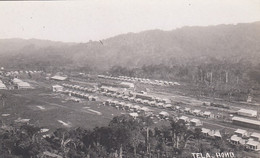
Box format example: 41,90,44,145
0,115,256,158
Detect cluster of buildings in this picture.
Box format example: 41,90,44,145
104,99,153,114
5,70,42,76
178,116,203,126
51,75,260,152
229,129,260,151
184,108,214,118
98,75,180,86
53,83,99,101
100,86,173,109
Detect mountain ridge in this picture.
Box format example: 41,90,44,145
0,21,259,71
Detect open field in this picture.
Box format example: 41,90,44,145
1,75,259,135
0,88,124,132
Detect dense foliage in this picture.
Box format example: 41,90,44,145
0,115,250,158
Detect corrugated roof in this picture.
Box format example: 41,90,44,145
204,111,211,115
246,140,260,146
18,82,30,86
141,107,152,112
193,109,201,113
51,75,67,81
231,135,242,142
159,111,169,116
120,82,134,88
202,128,211,133
164,104,172,108
13,78,23,83
234,129,247,134
232,117,260,126
179,116,189,120
214,131,222,137
190,118,200,123
52,85,63,88
0,82,7,89
238,109,257,115
129,113,138,117
251,132,260,139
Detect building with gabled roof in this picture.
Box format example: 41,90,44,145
237,109,257,118
0,80,7,89
232,117,260,130
190,118,203,126
246,140,260,151
250,132,260,141
234,129,248,137
179,116,189,123
230,135,245,145
213,130,222,139
51,75,68,81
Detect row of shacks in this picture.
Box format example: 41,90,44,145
5,70,42,76
104,96,260,151
103,99,153,113
53,84,99,101
53,84,260,151
98,75,180,86
62,83,97,93
100,86,173,107
103,99,177,121
56,84,260,131
101,86,215,119
184,108,214,118
178,116,203,127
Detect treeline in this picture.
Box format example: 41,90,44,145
109,59,260,101
0,115,247,158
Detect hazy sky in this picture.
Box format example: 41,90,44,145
0,0,260,42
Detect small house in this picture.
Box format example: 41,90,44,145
51,75,68,81
230,135,243,145
234,129,248,137
192,109,202,116
52,85,63,92
179,116,189,123
190,118,203,126
184,107,192,113
214,130,222,139
164,104,172,109
201,128,211,137
129,113,138,119
237,109,257,118
246,140,260,151
203,111,214,118
159,111,170,118
250,132,260,141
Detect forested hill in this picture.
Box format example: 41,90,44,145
0,21,260,71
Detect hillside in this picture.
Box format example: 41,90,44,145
0,21,260,71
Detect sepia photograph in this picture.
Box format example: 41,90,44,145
0,0,260,157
